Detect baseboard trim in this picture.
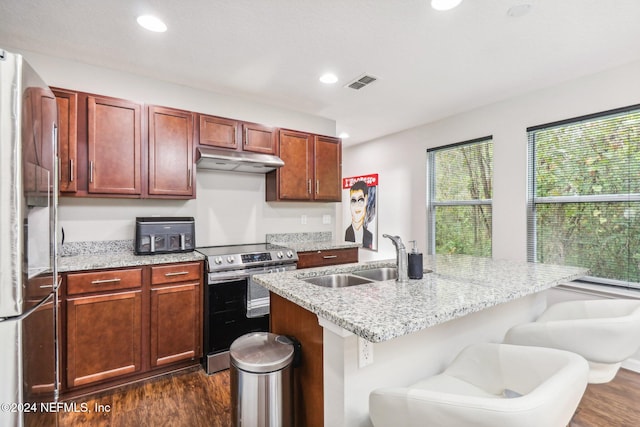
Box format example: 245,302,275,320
622,358,640,374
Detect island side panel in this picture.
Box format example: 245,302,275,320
270,292,324,427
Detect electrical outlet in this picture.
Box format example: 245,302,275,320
358,337,374,368
301,215,307,225
322,214,331,224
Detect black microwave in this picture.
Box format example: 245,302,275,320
135,217,195,255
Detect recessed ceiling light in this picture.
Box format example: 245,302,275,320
431,0,463,11
319,73,338,84
339,132,350,139
137,15,167,32
507,4,532,17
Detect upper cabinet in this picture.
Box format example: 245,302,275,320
53,89,195,199
266,130,341,202
198,114,238,150
87,95,142,195
53,89,78,193
197,114,277,155
242,122,277,154
148,106,194,198
52,87,340,202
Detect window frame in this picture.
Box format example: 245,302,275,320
426,136,493,256
527,104,640,288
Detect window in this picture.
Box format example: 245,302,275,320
527,105,640,288
427,137,493,256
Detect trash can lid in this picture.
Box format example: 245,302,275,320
230,332,295,373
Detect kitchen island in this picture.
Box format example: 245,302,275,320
253,255,588,427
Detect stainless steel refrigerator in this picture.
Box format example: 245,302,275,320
0,49,59,427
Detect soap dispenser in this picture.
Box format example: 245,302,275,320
408,240,423,279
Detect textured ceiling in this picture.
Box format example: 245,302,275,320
2,0,640,145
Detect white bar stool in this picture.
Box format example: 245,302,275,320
369,342,588,427
505,299,640,383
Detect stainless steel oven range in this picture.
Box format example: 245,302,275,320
196,243,298,374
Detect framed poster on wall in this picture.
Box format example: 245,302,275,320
343,174,378,251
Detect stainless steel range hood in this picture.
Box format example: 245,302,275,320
196,146,284,173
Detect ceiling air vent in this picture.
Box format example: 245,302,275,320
345,74,378,90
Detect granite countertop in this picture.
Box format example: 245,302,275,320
252,254,589,343
266,231,360,252
57,240,205,272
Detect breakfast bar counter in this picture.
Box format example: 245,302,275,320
254,254,588,342
253,255,588,427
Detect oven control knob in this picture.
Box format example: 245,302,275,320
227,256,234,264
286,250,294,258
214,256,223,265
276,251,284,259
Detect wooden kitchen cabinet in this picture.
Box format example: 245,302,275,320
199,114,239,149
53,89,78,193
296,247,359,269
62,262,203,393
150,262,202,367
87,95,142,195
65,268,143,388
197,114,277,155
313,135,342,201
266,129,342,202
242,122,277,154
148,106,195,198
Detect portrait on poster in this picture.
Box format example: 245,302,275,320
343,174,378,251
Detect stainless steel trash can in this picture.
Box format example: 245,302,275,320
230,332,295,427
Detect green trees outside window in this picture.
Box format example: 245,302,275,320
427,138,493,257
528,107,640,288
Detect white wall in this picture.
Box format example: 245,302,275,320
13,48,341,245
343,59,640,263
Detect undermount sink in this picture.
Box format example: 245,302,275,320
302,274,373,288
352,267,398,281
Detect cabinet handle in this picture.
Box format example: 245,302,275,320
69,159,74,182
323,255,338,259
91,278,121,285
316,180,319,194
187,169,192,188
244,128,248,146
39,284,54,289
89,161,94,183
164,271,189,277
307,179,312,194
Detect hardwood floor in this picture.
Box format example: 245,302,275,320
38,367,640,426
571,369,640,427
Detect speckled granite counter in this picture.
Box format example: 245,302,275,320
252,254,588,343
266,232,360,252
58,240,204,272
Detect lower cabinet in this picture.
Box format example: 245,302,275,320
150,263,202,368
66,290,142,388
62,261,203,392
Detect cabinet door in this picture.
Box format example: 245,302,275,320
242,122,276,154
199,114,239,149
53,89,78,193
313,136,342,201
87,96,141,195
66,290,142,388
276,130,313,200
148,106,194,197
150,282,201,367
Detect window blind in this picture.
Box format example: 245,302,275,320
427,137,493,256
527,105,640,288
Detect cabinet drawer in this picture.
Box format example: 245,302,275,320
151,262,202,285
297,248,359,269
67,268,143,295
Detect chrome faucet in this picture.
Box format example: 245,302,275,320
383,234,408,284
